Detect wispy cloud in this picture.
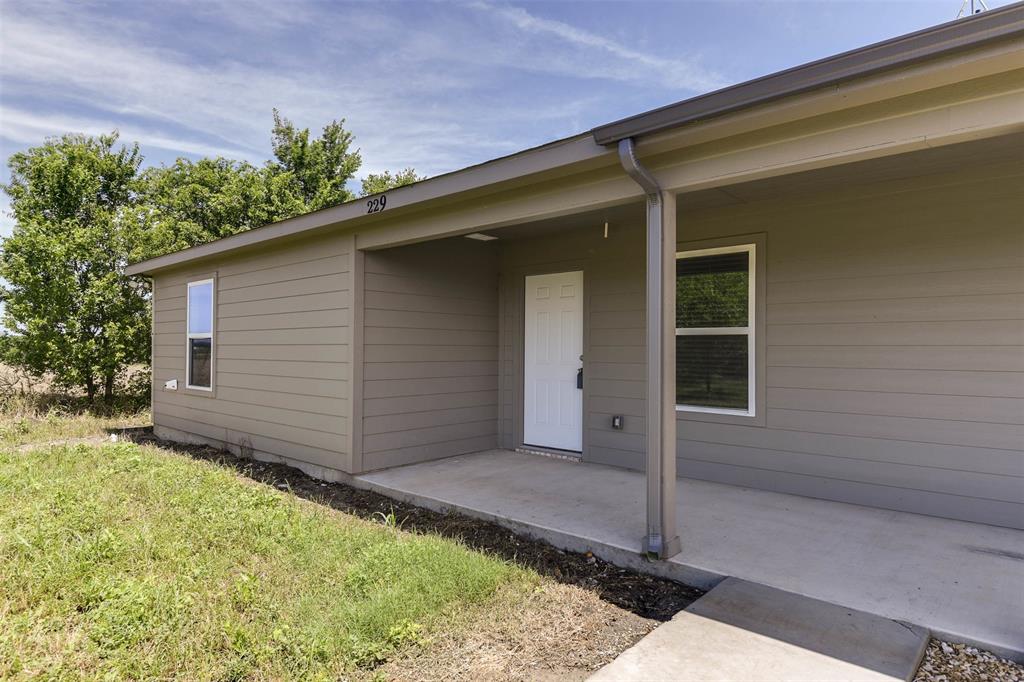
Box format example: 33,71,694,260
0,108,261,161
0,0,722,180
469,2,725,92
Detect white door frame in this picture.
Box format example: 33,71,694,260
523,270,584,452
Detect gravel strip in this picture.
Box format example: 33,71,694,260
914,640,1023,682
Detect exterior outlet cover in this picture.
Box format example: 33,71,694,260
164,379,178,390
612,415,623,430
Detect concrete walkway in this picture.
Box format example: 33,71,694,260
589,578,929,681
355,450,1024,660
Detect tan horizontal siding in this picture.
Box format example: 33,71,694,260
219,291,348,318
155,402,343,450
158,390,347,435
154,236,350,288
767,366,1024,397
363,419,497,455
358,238,499,471
767,388,1023,424
670,163,1024,528
217,273,349,305
768,266,1024,304
679,440,1021,502
155,413,345,472
363,375,498,400
768,345,1024,372
766,319,1022,346
768,293,1024,324
364,290,495,315
677,419,1023,477
151,232,352,473
364,405,498,438
363,328,497,347
212,385,347,416
216,359,350,381
363,390,498,418
217,344,347,363
363,344,498,363
495,161,1023,529
218,328,350,346
363,361,496,381
217,372,347,399
679,458,1022,529
218,254,347,291
362,435,498,471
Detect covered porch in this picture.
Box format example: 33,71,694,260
355,449,1024,660
354,133,1023,538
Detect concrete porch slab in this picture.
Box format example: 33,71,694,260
354,450,1024,660
589,577,929,682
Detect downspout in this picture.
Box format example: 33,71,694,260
618,138,682,560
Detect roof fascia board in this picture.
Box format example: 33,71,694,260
591,1,1024,145
653,83,1024,195
634,39,1023,157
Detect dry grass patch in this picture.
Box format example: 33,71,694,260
0,407,149,449
377,581,656,681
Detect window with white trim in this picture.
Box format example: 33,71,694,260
186,279,214,390
676,244,755,416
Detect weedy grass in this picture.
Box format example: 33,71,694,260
0,407,150,448
0,442,529,680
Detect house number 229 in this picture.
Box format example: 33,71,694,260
366,195,387,214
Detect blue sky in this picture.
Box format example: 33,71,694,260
0,0,1007,239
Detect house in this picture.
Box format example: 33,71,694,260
126,5,1024,565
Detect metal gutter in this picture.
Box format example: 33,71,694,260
618,138,681,560
592,1,1024,145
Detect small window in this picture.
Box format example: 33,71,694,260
676,244,754,416
186,279,214,390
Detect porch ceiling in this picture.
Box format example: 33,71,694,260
465,201,645,242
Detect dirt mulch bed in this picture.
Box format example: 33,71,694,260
120,427,703,622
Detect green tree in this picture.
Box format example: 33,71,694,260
360,167,424,196
1,132,150,400
268,109,362,211
138,157,304,258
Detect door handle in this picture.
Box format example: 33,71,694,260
576,367,583,390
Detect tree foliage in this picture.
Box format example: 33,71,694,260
138,157,301,258
1,133,150,400
1,112,424,400
268,109,362,211
360,168,424,196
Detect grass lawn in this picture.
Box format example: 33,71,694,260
0,440,532,680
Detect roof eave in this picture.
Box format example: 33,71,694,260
124,2,1024,277
591,1,1024,145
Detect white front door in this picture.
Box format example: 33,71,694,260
524,271,584,452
